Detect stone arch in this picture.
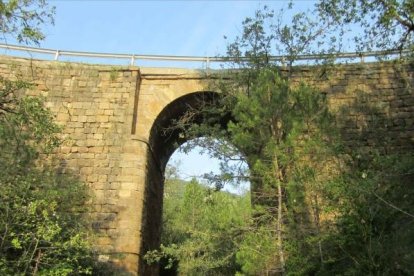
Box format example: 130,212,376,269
139,91,227,274
149,91,222,171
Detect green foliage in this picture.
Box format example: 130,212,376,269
146,177,251,275
0,2,96,274
225,1,414,65
317,0,414,51
0,170,93,275
168,4,414,274
225,4,339,68
236,227,279,275
319,152,414,275
231,69,338,275
0,94,62,169
145,3,414,274
0,0,54,44
0,78,94,275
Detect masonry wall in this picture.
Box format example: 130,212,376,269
291,62,414,152
0,56,147,274
0,55,412,275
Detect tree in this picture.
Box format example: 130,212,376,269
0,78,95,275
225,5,340,68
170,66,340,275
169,4,414,275
0,3,97,274
0,0,54,44
317,0,414,51
221,68,338,274
146,175,251,275
307,151,414,275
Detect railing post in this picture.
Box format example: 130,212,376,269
54,50,60,61
359,53,365,63
281,57,286,68
130,55,135,66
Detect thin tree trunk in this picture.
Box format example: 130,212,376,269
277,178,285,274
313,194,324,263
273,155,285,275
270,113,286,275
32,249,42,275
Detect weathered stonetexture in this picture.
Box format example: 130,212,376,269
0,55,412,275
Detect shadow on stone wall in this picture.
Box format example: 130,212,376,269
334,63,413,154
56,158,133,275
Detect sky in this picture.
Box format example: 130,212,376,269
3,0,318,67
42,1,315,56
2,0,318,193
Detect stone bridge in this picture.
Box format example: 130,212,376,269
0,55,412,275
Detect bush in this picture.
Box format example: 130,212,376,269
0,79,94,275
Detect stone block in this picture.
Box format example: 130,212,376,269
80,167,93,175
56,112,70,121
121,182,138,190
89,146,104,153
98,174,108,182
78,115,87,122
96,115,109,122
119,190,132,198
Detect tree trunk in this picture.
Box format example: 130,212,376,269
273,155,285,275
277,178,285,274
270,115,286,275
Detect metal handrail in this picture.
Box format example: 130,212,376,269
0,43,410,67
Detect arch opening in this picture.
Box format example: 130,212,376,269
149,91,230,172
167,138,250,194
140,91,250,275
158,139,250,275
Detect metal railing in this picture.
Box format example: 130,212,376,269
0,43,410,67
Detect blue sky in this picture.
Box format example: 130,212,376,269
45,1,261,56
43,1,316,56
6,0,319,192
5,0,319,68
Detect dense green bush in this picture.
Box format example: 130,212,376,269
0,79,94,275
146,177,251,275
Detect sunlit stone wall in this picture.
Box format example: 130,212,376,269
0,55,412,275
